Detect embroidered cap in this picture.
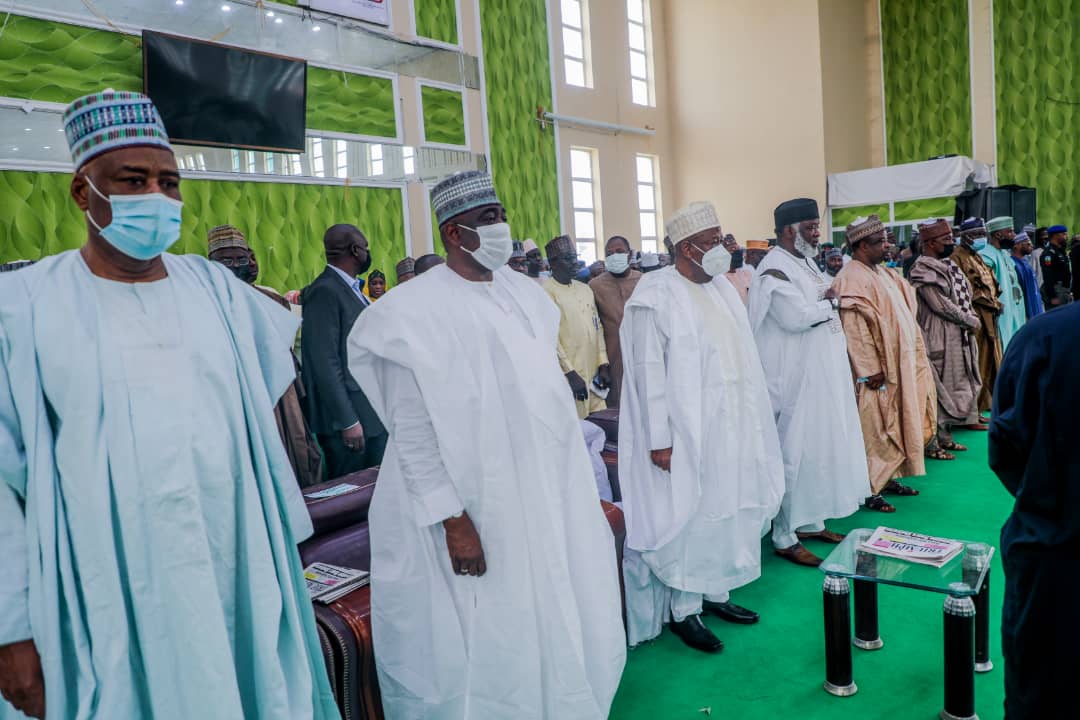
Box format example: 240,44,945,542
986,216,1014,234
665,201,721,245
430,171,501,226
207,224,249,254
63,90,173,170
846,215,885,245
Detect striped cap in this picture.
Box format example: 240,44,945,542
63,90,172,170
431,171,501,226
207,225,249,254
986,216,1013,233
846,215,885,244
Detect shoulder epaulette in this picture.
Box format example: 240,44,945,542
762,269,790,282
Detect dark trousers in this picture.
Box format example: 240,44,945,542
318,431,388,480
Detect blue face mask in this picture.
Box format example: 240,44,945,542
886,260,899,268
85,177,183,260
971,237,988,252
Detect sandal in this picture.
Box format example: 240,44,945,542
925,448,956,461
940,441,968,452
883,480,921,496
864,495,896,513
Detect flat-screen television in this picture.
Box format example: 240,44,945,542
142,31,307,153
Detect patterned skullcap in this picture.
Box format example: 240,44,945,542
545,234,576,258
1014,231,1031,244
640,251,660,269
746,240,770,251
665,201,721,245
207,225,249,254
510,241,526,260
773,198,819,230
986,216,1014,233
960,217,986,233
395,257,415,279
824,248,843,259
918,218,953,244
523,238,539,253
430,171,501,226
846,215,885,244
1022,223,1036,234
63,90,172,170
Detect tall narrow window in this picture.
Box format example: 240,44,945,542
402,145,416,176
627,0,654,106
636,154,661,253
311,138,325,177
246,151,257,174
369,144,384,176
570,147,601,264
265,152,275,174
335,140,349,178
291,154,303,176
231,149,241,173
561,0,591,88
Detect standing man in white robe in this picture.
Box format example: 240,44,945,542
749,198,868,568
347,171,626,719
619,201,785,653
0,91,337,720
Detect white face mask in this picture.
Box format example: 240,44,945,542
457,222,514,271
691,243,732,277
605,252,630,274
795,231,819,259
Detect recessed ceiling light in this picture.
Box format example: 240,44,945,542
23,128,30,132
12,147,18,151
266,10,274,17
43,146,50,150
221,3,230,11
313,25,321,32
175,0,184,5
274,17,283,24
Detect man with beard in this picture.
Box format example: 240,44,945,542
589,235,642,407
1011,231,1044,318
824,248,844,277
908,219,982,461
833,216,936,512
982,217,1026,348
748,198,868,567
953,217,1002,420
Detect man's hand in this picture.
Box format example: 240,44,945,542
0,639,45,719
565,371,588,402
341,424,365,452
650,448,672,472
595,364,612,390
866,372,886,390
824,287,839,302
443,512,486,577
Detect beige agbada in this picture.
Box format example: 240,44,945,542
832,260,936,493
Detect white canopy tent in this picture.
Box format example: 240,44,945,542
826,156,996,240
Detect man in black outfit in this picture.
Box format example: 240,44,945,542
989,302,1080,718
301,224,387,478
1040,224,1071,308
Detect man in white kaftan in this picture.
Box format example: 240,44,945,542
749,199,867,568
347,171,625,719
619,202,784,653
0,91,336,720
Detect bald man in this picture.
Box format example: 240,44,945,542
301,224,387,478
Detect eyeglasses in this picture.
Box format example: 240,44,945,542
554,254,579,263
217,257,251,267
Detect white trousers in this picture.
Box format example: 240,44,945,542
670,589,730,622
771,516,825,551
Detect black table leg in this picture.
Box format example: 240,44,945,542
941,584,978,720
852,552,883,650
962,544,993,674
823,574,857,697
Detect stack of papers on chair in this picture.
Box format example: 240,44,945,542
861,527,964,567
304,562,371,603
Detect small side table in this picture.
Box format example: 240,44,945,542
819,528,994,720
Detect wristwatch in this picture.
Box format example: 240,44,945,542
829,297,840,311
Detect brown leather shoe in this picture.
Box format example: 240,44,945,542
797,529,846,544
775,543,823,567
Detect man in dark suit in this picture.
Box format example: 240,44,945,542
301,224,387,478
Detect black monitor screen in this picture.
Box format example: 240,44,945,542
142,31,307,153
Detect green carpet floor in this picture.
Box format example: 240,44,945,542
609,429,1010,720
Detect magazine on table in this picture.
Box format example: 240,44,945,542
304,562,370,603
860,527,964,568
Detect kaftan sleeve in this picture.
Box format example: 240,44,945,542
839,310,883,379
383,360,465,527
762,277,833,332
0,322,31,646
556,341,573,375
595,301,609,368
628,307,672,450
915,283,979,329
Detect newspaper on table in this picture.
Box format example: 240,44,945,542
860,527,964,568
304,482,361,500
304,562,370,603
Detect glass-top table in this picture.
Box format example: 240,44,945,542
818,528,994,720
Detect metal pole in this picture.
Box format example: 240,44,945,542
823,574,857,697
941,583,978,720
853,552,883,650
962,545,993,673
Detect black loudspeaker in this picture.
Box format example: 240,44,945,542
954,185,1036,230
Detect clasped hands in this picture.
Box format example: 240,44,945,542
565,364,611,402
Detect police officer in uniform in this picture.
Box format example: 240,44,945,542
1041,224,1072,308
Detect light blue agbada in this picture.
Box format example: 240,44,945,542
0,251,339,720
979,244,1026,348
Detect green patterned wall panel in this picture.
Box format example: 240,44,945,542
881,0,971,165
307,67,398,137
894,196,954,221
0,16,141,102
0,171,406,291
415,0,459,45
479,0,560,243
995,0,1079,230
421,85,467,146
832,204,891,227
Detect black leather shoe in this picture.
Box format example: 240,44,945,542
669,615,724,653
702,600,760,625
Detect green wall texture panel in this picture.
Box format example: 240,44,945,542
995,0,1078,230
0,171,406,292
307,67,398,137
894,197,954,221
0,16,142,103
881,0,972,165
832,204,891,228
421,85,467,146
415,0,459,45
479,0,560,244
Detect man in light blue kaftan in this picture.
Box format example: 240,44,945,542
0,91,338,720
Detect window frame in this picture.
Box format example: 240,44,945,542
561,0,593,89
635,153,662,253
569,146,602,264
626,0,656,107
